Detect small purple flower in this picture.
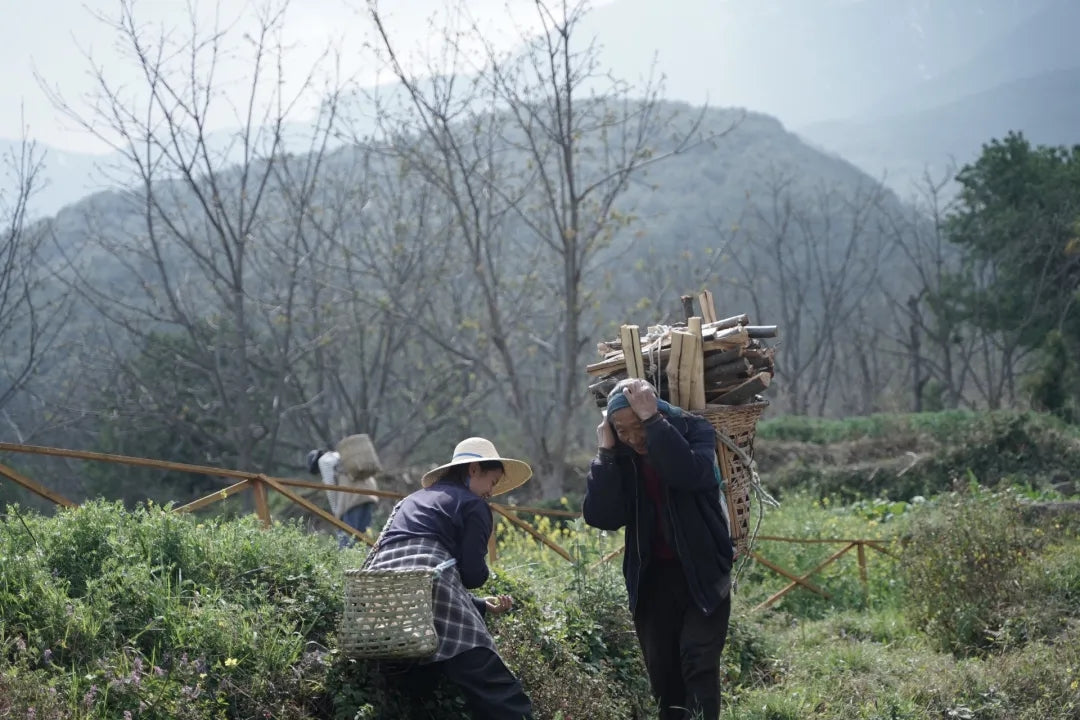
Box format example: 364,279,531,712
83,684,98,708
124,712,133,720
42,648,53,664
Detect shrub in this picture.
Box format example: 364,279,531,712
899,489,1033,655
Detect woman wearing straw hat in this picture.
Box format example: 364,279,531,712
583,378,733,720
365,437,534,719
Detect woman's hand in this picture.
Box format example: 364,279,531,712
483,594,514,615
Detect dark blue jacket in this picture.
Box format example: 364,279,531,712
582,411,733,616
380,479,493,590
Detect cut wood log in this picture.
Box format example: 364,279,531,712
585,356,627,376
714,372,772,405
681,295,696,322
709,357,752,379
667,331,686,408
688,318,706,410
697,290,717,324
620,325,645,379
676,331,696,410
745,325,779,339
703,314,749,331
703,347,744,369
704,327,749,351
587,331,751,376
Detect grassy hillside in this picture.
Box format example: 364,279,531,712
756,409,1080,502
2,411,1079,718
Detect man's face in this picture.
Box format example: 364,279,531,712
610,407,647,455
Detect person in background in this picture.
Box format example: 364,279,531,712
368,436,535,719
582,378,733,720
306,433,381,547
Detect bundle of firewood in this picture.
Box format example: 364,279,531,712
586,291,777,410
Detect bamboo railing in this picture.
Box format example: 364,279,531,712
0,442,893,610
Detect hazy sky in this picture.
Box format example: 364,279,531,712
2,0,616,155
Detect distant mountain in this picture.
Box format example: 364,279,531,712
799,67,1080,193
581,0,1078,194
797,0,1080,192
863,0,1080,117
0,139,113,220
1,121,349,220
582,0,1049,127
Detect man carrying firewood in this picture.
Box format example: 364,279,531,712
582,377,733,720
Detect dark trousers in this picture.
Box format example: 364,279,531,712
633,559,731,720
384,647,533,720
338,503,375,548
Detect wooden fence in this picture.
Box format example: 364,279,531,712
0,442,892,611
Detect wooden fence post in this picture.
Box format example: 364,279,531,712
252,475,272,529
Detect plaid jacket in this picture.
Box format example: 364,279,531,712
365,535,495,663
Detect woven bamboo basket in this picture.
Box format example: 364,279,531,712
338,433,382,478
698,401,769,558
340,567,439,660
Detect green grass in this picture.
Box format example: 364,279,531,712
756,409,1080,444
2,410,1080,718
756,410,1080,502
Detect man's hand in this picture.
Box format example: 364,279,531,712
483,594,514,615
623,379,658,421
597,418,615,450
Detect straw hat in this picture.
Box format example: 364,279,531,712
421,437,532,496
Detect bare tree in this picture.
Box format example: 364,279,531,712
723,169,891,416
878,169,971,410
0,133,69,427
273,146,486,465
41,0,345,472
879,168,1039,412
365,0,717,497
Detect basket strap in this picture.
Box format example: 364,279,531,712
360,499,405,570
432,558,457,577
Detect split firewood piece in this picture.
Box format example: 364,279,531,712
714,371,772,405
707,357,752,380
703,347,744,369
588,374,622,400
687,317,707,410
703,314,749,331
678,330,695,408
745,347,776,373
704,327,749,351
667,331,685,408
585,355,627,376
620,325,645,379
697,290,718,324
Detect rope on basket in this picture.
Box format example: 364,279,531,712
714,427,780,589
